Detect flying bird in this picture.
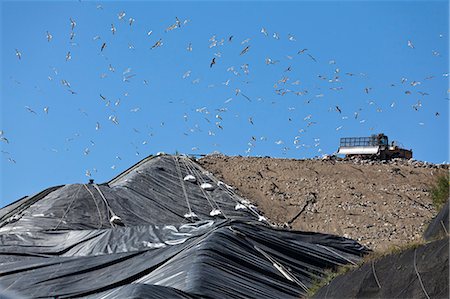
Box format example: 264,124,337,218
70,17,76,30
210,57,216,68
151,39,163,49
15,49,21,60
101,42,106,51
65,51,71,61
111,24,116,35
307,53,316,62
240,46,250,55
25,106,36,114
407,40,414,49
261,27,268,36
46,31,53,42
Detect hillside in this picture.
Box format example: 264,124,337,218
198,155,448,251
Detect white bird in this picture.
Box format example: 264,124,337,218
261,27,268,36
109,115,119,125
70,17,76,30
46,31,53,42
111,24,116,35
15,49,21,60
407,40,414,49
118,11,126,20
65,51,71,61
43,107,49,114
95,122,100,130
187,42,192,52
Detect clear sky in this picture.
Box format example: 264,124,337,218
1,0,449,206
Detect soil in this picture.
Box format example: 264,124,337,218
198,155,448,252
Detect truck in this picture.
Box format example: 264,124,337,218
337,133,412,160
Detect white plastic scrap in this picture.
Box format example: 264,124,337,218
209,209,222,217
258,215,267,222
109,215,123,225
183,174,197,183
200,183,214,191
235,203,247,210
184,211,199,219
217,181,234,190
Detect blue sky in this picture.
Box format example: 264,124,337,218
1,0,448,206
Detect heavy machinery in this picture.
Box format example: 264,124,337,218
337,133,412,160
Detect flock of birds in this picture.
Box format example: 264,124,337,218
2,5,448,180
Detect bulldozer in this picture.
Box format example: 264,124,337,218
337,133,412,160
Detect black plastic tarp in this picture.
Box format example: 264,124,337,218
0,154,369,298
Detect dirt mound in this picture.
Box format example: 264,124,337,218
198,155,448,251
312,237,449,299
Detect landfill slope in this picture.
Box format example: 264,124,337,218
313,237,449,299
0,154,369,299
199,155,448,251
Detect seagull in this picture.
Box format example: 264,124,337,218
407,40,414,49
111,24,116,35
70,17,76,30
70,31,75,40
0,137,9,144
129,17,135,26
118,11,126,20
273,32,280,40
101,42,106,51
307,53,317,62
335,106,342,113
261,27,268,36
210,57,216,68
96,122,100,130
151,39,163,49
65,51,71,61
15,49,21,60
297,48,308,54
240,46,250,55
109,115,119,125
25,106,36,114
43,107,49,114
46,31,53,42
187,42,192,51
